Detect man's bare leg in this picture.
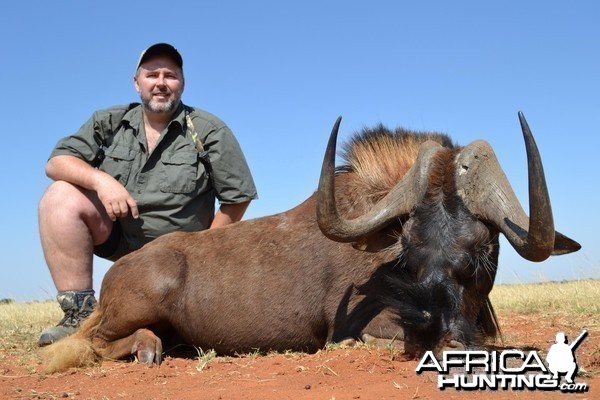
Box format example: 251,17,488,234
38,181,113,345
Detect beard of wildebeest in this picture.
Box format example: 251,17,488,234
370,147,502,357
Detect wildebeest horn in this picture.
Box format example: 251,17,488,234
317,116,442,242
455,112,556,262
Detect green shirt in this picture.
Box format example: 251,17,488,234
50,102,258,249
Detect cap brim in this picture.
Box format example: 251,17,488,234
137,43,183,70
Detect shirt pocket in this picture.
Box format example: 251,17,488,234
159,151,203,194
100,145,135,186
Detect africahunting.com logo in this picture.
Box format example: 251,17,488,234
416,330,589,393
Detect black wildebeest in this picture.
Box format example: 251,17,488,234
43,113,580,372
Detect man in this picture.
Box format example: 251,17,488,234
546,332,579,384
38,43,258,345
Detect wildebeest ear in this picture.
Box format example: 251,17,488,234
552,231,582,255
352,224,400,252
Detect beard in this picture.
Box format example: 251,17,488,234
140,90,181,114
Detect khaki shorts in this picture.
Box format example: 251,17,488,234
93,221,143,262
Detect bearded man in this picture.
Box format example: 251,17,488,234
38,43,257,345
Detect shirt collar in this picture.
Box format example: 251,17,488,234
168,102,187,131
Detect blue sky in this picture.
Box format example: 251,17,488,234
1,1,598,301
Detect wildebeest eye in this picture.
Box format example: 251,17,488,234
461,232,499,288
449,221,498,283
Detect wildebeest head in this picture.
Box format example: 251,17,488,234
316,114,581,357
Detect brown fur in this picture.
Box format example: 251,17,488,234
42,125,508,372
423,147,462,206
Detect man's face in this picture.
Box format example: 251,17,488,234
134,55,184,115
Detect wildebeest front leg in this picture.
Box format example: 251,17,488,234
357,308,405,350
131,329,163,366
93,328,163,366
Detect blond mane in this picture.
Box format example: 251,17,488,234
338,124,455,203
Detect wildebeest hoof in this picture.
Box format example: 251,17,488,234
361,333,376,344
138,348,160,366
440,340,465,353
336,338,357,348
361,333,402,350
130,329,163,366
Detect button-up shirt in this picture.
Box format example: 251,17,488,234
50,102,257,249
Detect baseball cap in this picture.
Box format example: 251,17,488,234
136,43,183,70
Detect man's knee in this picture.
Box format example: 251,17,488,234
41,181,80,210
40,181,99,217
39,181,113,246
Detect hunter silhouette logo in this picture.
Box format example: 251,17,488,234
546,330,588,384
416,329,589,392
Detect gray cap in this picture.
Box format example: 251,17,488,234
136,43,183,70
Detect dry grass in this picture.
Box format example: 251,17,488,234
490,279,600,315
0,301,60,338
0,301,60,374
1,280,598,374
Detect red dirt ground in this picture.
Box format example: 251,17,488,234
1,312,598,400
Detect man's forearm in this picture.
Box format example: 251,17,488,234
46,155,106,191
210,201,251,229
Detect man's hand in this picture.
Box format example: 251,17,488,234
93,173,139,221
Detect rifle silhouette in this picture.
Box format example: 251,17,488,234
569,329,588,351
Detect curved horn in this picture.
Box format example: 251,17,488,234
455,112,555,261
317,117,442,242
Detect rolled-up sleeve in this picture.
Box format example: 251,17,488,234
49,105,133,165
49,112,104,163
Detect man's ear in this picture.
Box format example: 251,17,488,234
133,74,140,93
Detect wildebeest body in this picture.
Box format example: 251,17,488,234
42,114,580,371
96,194,400,356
